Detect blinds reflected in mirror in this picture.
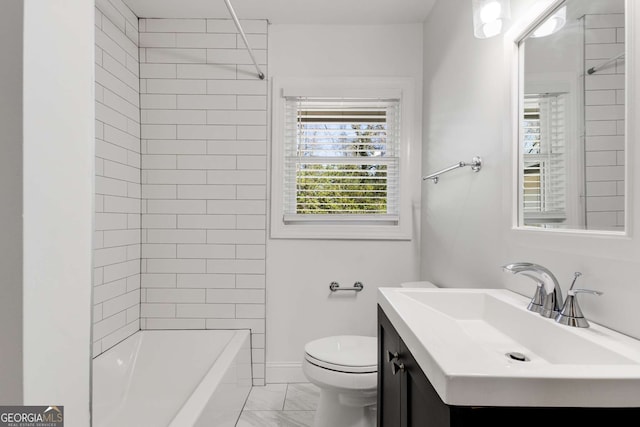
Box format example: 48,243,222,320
522,93,567,225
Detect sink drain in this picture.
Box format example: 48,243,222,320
505,352,529,362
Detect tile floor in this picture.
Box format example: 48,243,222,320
236,383,320,427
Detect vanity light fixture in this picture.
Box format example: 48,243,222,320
472,0,511,39
529,5,566,38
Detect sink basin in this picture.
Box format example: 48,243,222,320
378,288,640,407
403,290,634,365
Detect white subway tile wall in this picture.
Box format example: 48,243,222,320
94,0,141,357
584,13,625,230
139,18,268,385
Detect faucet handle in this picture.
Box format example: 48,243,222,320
555,287,602,328
567,271,602,297
569,288,603,297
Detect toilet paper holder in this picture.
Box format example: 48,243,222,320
329,281,364,292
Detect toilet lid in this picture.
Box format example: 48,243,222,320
305,336,377,373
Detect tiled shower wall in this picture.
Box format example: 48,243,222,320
93,0,141,357
584,12,625,230
138,18,268,385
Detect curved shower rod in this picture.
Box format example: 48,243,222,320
223,0,265,80
587,52,625,75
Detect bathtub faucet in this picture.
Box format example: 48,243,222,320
502,262,563,318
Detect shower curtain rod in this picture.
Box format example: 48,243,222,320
587,52,625,75
223,0,265,80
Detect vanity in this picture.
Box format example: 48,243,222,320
377,288,640,426
375,0,640,422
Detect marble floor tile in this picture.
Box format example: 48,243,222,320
236,410,315,427
243,383,288,411
283,383,321,411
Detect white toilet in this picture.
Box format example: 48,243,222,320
399,280,437,288
303,281,437,427
303,335,378,427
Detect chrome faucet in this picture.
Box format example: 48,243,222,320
502,262,563,318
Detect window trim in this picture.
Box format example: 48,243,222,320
270,77,416,240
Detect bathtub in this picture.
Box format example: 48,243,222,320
92,330,252,427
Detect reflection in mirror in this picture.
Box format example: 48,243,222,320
519,0,625,231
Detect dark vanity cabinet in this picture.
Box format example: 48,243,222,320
377,306,640,427
378,306,448,427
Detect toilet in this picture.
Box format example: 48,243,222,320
303,281,437,427
303,335,378,427
399,280,437,288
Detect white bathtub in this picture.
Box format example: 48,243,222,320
92,330,252,427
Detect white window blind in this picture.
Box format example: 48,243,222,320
283,97,401,223
522,94,567,224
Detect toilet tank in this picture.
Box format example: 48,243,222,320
399,281,437,288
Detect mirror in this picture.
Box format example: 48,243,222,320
518,0,626,232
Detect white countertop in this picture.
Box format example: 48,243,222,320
378,287,640,407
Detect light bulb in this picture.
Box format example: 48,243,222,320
480,1,502,24
531,6,567,38
472,0,510,39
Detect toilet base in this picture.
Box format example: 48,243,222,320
313,389,376,427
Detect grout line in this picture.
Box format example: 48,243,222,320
103,0,139,31
97,16,139,60
95,155,142,173
236,385,253,425
282,383,289,411
99,49,140,91
96,46,139,90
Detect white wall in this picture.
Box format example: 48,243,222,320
0,0,23,405
23,0,94,425
266,24,423,382
421,0,640,340
94,0,142,358
421,0,510,289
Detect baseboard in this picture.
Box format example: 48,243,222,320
265,362,306,384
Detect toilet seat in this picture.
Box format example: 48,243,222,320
304,335,377,374
305,354,377,374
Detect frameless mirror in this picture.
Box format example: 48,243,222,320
518,0,626,231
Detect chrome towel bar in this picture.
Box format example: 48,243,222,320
423,156,482,184
329,281,364,292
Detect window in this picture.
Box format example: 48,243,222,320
522,93,567,225
271,78,416,239
283,98,400,220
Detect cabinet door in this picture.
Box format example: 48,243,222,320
378,307,401,427
400,340,451,427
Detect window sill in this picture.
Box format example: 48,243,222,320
283,214,399,225
270,220,411,241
